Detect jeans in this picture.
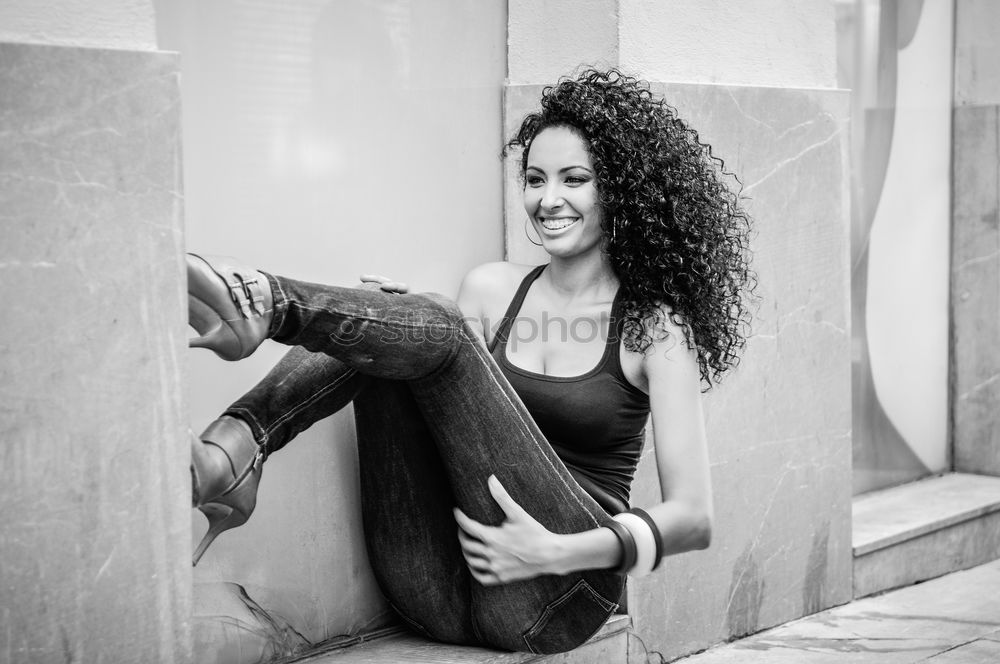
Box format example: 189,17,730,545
223,274,624,654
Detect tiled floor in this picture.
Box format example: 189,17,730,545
676,559,1000,663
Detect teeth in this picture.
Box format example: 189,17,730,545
540,218,577,231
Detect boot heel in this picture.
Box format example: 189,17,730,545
193,502,250,566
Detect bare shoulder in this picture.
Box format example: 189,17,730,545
457,262,538,342
459,261,535,307
461,261,534,292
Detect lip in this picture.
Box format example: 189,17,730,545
538,216,580,234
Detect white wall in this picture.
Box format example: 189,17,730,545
508,0,618,84
0,0,156,49
619,0,836,87
509,0,837,88
157,0,508,656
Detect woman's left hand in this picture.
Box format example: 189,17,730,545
454,475,565,585
359,274,410,294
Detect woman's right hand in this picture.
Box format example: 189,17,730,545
360,274,409,294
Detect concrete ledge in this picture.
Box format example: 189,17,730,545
853,473,1000,598
289,615,630,663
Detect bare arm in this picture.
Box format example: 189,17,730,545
634,312,714,554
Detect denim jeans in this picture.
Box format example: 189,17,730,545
223,274,624,654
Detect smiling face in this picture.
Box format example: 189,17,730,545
523,125,605,260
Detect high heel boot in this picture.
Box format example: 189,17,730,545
191,416,265,566
187,253,274,361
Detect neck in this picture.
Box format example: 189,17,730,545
544,250,618,301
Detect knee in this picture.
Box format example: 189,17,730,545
417,292,465,326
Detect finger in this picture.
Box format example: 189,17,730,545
379,281,408,293
454,508,492,540
359,274,390,283
457,529,490,557
468,566,500,586
487,475,530,521
459,545,491,572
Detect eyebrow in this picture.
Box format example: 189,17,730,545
525,165,594,174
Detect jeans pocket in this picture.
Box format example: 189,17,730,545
521,578,619,655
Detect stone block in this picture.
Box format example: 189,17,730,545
0,43,189,662
855,514,1000,600
951,104,1000,475
853,474,1000,598
853,473,1000,555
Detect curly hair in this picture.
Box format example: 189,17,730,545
506,68,755,386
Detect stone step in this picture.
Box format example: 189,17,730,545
852,472,1000,598
289,614,630,664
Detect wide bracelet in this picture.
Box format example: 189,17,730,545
628,507,664,571
603,519,637,574
613,512,658,577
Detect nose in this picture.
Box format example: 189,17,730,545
540,182,564,210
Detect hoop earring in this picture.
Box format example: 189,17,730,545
524,218,542,247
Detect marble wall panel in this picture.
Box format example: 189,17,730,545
952,0,1000,477
505,82,852,661
951,104,1000,475
0,43,189,662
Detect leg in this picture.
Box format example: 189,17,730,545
225,348,482,646
267,274,624,654
191,345,369,565
225,345,367,456
353,378,479,646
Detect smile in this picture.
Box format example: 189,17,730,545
539,217,579,232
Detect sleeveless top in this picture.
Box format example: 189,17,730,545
488,265,651,514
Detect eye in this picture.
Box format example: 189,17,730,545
565,175,591,186
525,174,544,187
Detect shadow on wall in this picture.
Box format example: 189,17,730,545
803,522,831,616
726,543,765,638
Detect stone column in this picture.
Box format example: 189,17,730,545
0,42,190,663
952,0,1000,475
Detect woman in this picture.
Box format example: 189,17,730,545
188,68,753,654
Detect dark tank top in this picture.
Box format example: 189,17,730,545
488,265,650,514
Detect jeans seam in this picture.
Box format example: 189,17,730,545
388,601,433,639
222,407,270,453
267,274,290,338
521,578,618,654
262,368,360,436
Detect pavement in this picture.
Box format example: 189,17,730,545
676,559,1000,663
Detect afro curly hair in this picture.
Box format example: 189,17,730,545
506,68,756,386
